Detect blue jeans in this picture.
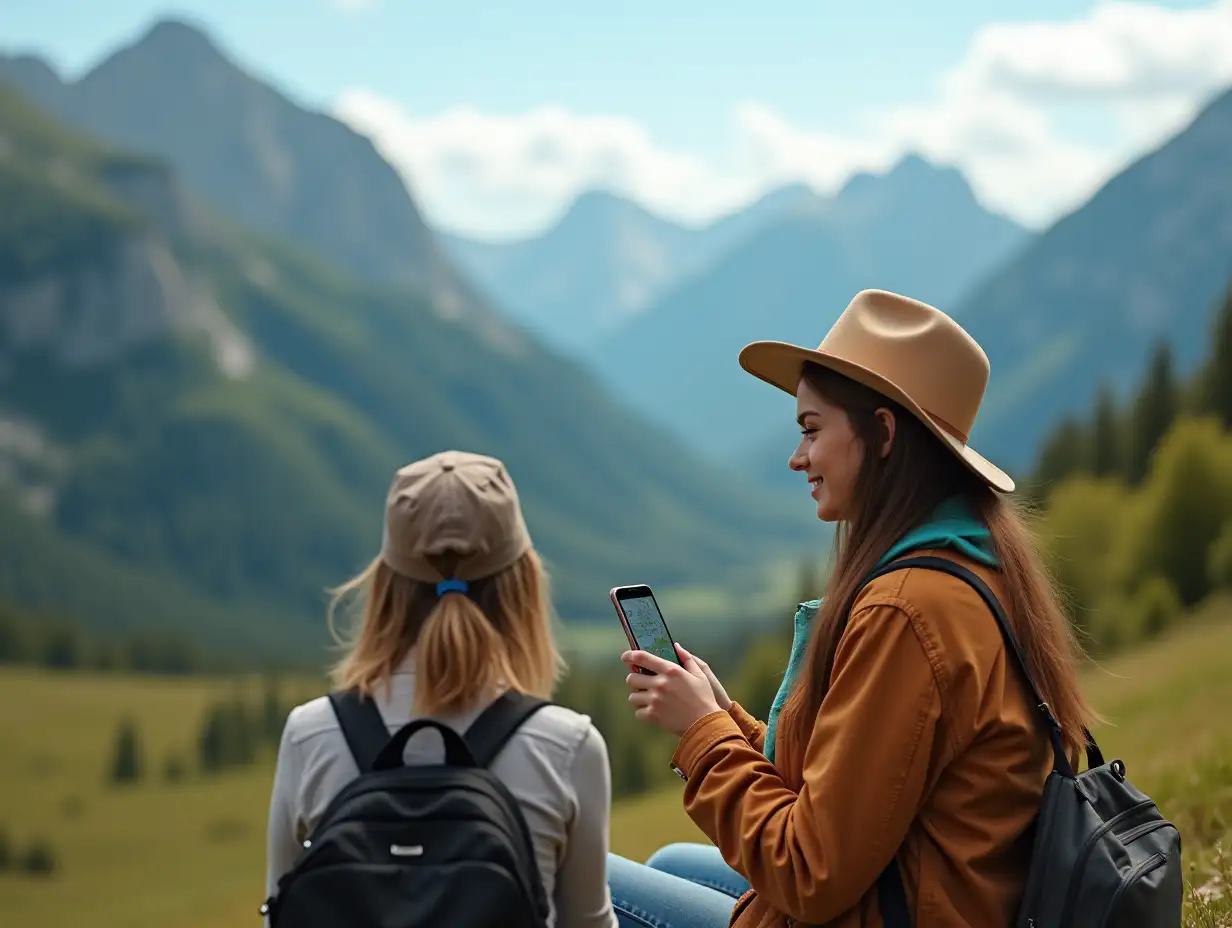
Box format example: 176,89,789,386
608,842,752,928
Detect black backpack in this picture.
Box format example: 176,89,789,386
863,556,1184,928
260,689,552,928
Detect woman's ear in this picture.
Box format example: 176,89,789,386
875,408,896,458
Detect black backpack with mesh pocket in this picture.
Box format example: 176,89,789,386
260,690,552,928
864,556,1183,928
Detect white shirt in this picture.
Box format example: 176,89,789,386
265,657,618,928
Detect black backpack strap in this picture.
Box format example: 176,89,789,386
465,690,552,768
859,554,1092,928
861,555,1076,778
877,860,912,927
327,689,391,775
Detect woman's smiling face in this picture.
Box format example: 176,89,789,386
788,377,865,522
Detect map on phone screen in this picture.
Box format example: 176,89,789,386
621,595,678,663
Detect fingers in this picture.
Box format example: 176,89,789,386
625,672,653,691
627,690,652,709
622,649,680,677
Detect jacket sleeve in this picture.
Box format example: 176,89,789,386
727,701,767,752
669,600,941,925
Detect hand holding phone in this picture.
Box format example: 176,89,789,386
610,584,680,674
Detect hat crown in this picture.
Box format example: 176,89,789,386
819,290,989,441
380,450,531,583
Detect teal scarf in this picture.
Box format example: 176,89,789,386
762,496,998,763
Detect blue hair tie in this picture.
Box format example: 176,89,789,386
435,578,469,597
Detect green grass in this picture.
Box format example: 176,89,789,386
2,608,1231,927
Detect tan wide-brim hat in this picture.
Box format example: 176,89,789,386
738,289,1015,493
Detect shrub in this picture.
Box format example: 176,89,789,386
164,754,186,784
20,838,56,876
1129,575,1184,643
109,717,142,785
1183,841,1232,927
1085,577,1183,653
1208,522,1232,592
1038,476,1132,632
1117,418,1232,607
732,635,790,723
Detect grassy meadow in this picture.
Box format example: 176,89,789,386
2,604,1232,927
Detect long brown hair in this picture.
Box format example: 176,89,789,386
778,362,1097,761
327,548,563,715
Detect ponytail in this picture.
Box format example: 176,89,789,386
414,589,516,715
328,550,561,714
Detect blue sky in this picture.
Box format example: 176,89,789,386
4,1,1230,237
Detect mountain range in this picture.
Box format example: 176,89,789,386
0,24,819,662
956,85,1232,471
450,87,1232,488
4,13,1232,662
440,182,824,353
589,154,1029,457
0,18,466,304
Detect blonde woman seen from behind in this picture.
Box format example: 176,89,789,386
264,451,618,928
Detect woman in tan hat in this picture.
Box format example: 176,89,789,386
265,451,618,927
607,290,1098,927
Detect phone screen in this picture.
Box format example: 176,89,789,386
618,590,679,665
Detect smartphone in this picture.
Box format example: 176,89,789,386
610,584,681,674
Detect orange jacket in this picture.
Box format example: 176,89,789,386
669,549,1058,927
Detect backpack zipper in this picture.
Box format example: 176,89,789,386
1056,799,1156,926
1116,819,1170,846
1099,853,1166,927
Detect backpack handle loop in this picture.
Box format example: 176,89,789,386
373,719,477,771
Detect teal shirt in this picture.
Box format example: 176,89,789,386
762,496,999,763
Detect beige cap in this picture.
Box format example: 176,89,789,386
738,288,1014,493
379,450,533,583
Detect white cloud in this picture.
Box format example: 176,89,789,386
337,93,762,236
951,0,1232,102
333,1,1232,237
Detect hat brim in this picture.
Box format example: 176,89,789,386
739,340,1016,494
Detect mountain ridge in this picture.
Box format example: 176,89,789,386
0,15,473,307
958,83,1232,472
587,154,1029,456
0,76,818,658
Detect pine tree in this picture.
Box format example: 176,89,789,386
109,718,142,785
615,732,648,799
164,754,187,784
20,838,56,876
40,620,84,669
198,704,225,773
795,555,821,605
585,678,614,744
225,698,257,766
261,676,285,745
1126,341,1177,484
1199,283,1232,427
0,606,34,663
1032,417,1090,489
1090,385,1122,478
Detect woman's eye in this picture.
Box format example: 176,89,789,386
801,428,818,438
